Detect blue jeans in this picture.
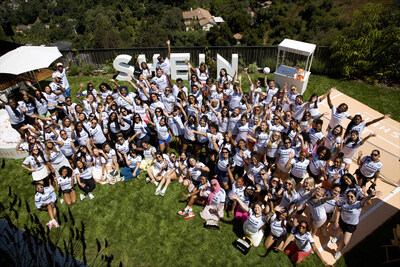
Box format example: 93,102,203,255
121,167,141,181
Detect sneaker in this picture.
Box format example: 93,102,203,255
88,192,95,200
154,181,159,187
177,210,187,216
80,194,86,201
331,237,338,243
185,212,195,220
46,221,53,230
145,177,150,182
52,220,60,228
334,251,341,259
322,228,328,237
154,189,161,196
60,198,64,204
160,190,166,196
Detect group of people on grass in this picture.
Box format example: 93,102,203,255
1,41,391,264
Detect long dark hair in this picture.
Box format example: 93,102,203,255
107,112,121,131
344,130,360,148
8,98,22,117
99,82,111,92
344,114,362,138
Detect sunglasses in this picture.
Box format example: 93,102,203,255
212,183,217,186
271,180,279,183
285,142,291,144
260,172,267,175
371,153,379,157
285,182,292,185
273,118,279,120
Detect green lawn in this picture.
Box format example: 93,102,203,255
1,73,399,266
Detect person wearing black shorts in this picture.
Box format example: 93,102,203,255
332,190,379,259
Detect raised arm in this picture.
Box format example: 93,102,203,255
365,114,391,127
166,40,171,59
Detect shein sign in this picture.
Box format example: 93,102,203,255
113,53,238,81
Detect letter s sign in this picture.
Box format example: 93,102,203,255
113,55,135,81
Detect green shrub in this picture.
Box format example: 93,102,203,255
247,61,258,74
81,64,93,75
310,58,327,74
68,64,80,76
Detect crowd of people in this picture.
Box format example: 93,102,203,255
0,41,391,264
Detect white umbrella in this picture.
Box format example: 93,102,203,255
0,46,62,75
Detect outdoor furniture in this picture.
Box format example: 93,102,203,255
274,39,316,94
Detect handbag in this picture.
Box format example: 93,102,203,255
232,236,253,255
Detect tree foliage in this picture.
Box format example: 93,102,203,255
330,3,400,83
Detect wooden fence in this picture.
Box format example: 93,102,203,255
60,46,330,69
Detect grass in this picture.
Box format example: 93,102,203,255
1,73,399,266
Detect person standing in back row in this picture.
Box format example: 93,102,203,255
52,58,72,97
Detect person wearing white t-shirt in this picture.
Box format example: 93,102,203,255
88,118,107,149
55,166,76,206
356,150,383,191
307,146,331,183
75,158,95,200
339,131,375,170
344,113,390,139
264,206,289,251
230,194,268,247
200,179,226,227
52,59,71,96
278,220,327,265
34,184,59,230
21,146,50,182
156,40,171,75
333,190,379,259
326,88,352,130
121,149,142,181
287,150,310,186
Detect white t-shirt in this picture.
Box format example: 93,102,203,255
189,162,206,183
233,148,251,167
309,153,326,176
74,167,93,180
324,132,341,150
88,124,106,144
4,105,25,124
210,189,226,205
206,132,223,150
127,154,142,169
270,213,287,237
290,158,310,179
245,209,266,233
58,137,74,157
360,156,383,178
277,146,295,171
325,166,344,184
115,140,130,155
156,57,170,75
105,149,117,165
151,74,169,91
52,69,70,89
291,227,314,252
23,155,46,170
35,187,56,209
329,106,351,128
57,176,73,191
143,146,156,162
338,201,363,225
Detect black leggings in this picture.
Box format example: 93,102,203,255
80,178,96,194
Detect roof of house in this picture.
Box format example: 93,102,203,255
233,33,243,40
182,8,216,27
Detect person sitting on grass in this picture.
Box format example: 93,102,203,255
178,175,210,220
276,219,328,266
230,193,269,247
55,166,76,207
35,183,59,230
200,179,226,229
264,206,288,252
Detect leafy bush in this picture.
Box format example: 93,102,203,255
310,59,327,74
247,61,258,74
68,64,80,76
102,60,115,75
81,64,93,75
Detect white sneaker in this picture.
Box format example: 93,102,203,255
334,251,341,259
154,189,161,195
88,192,95,199
145,177,150,182
331,237,338,243
154,181,159,186
80,194,86,201
60,198,64,204
160,189,166,196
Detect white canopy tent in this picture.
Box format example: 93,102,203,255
274,39,316,94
